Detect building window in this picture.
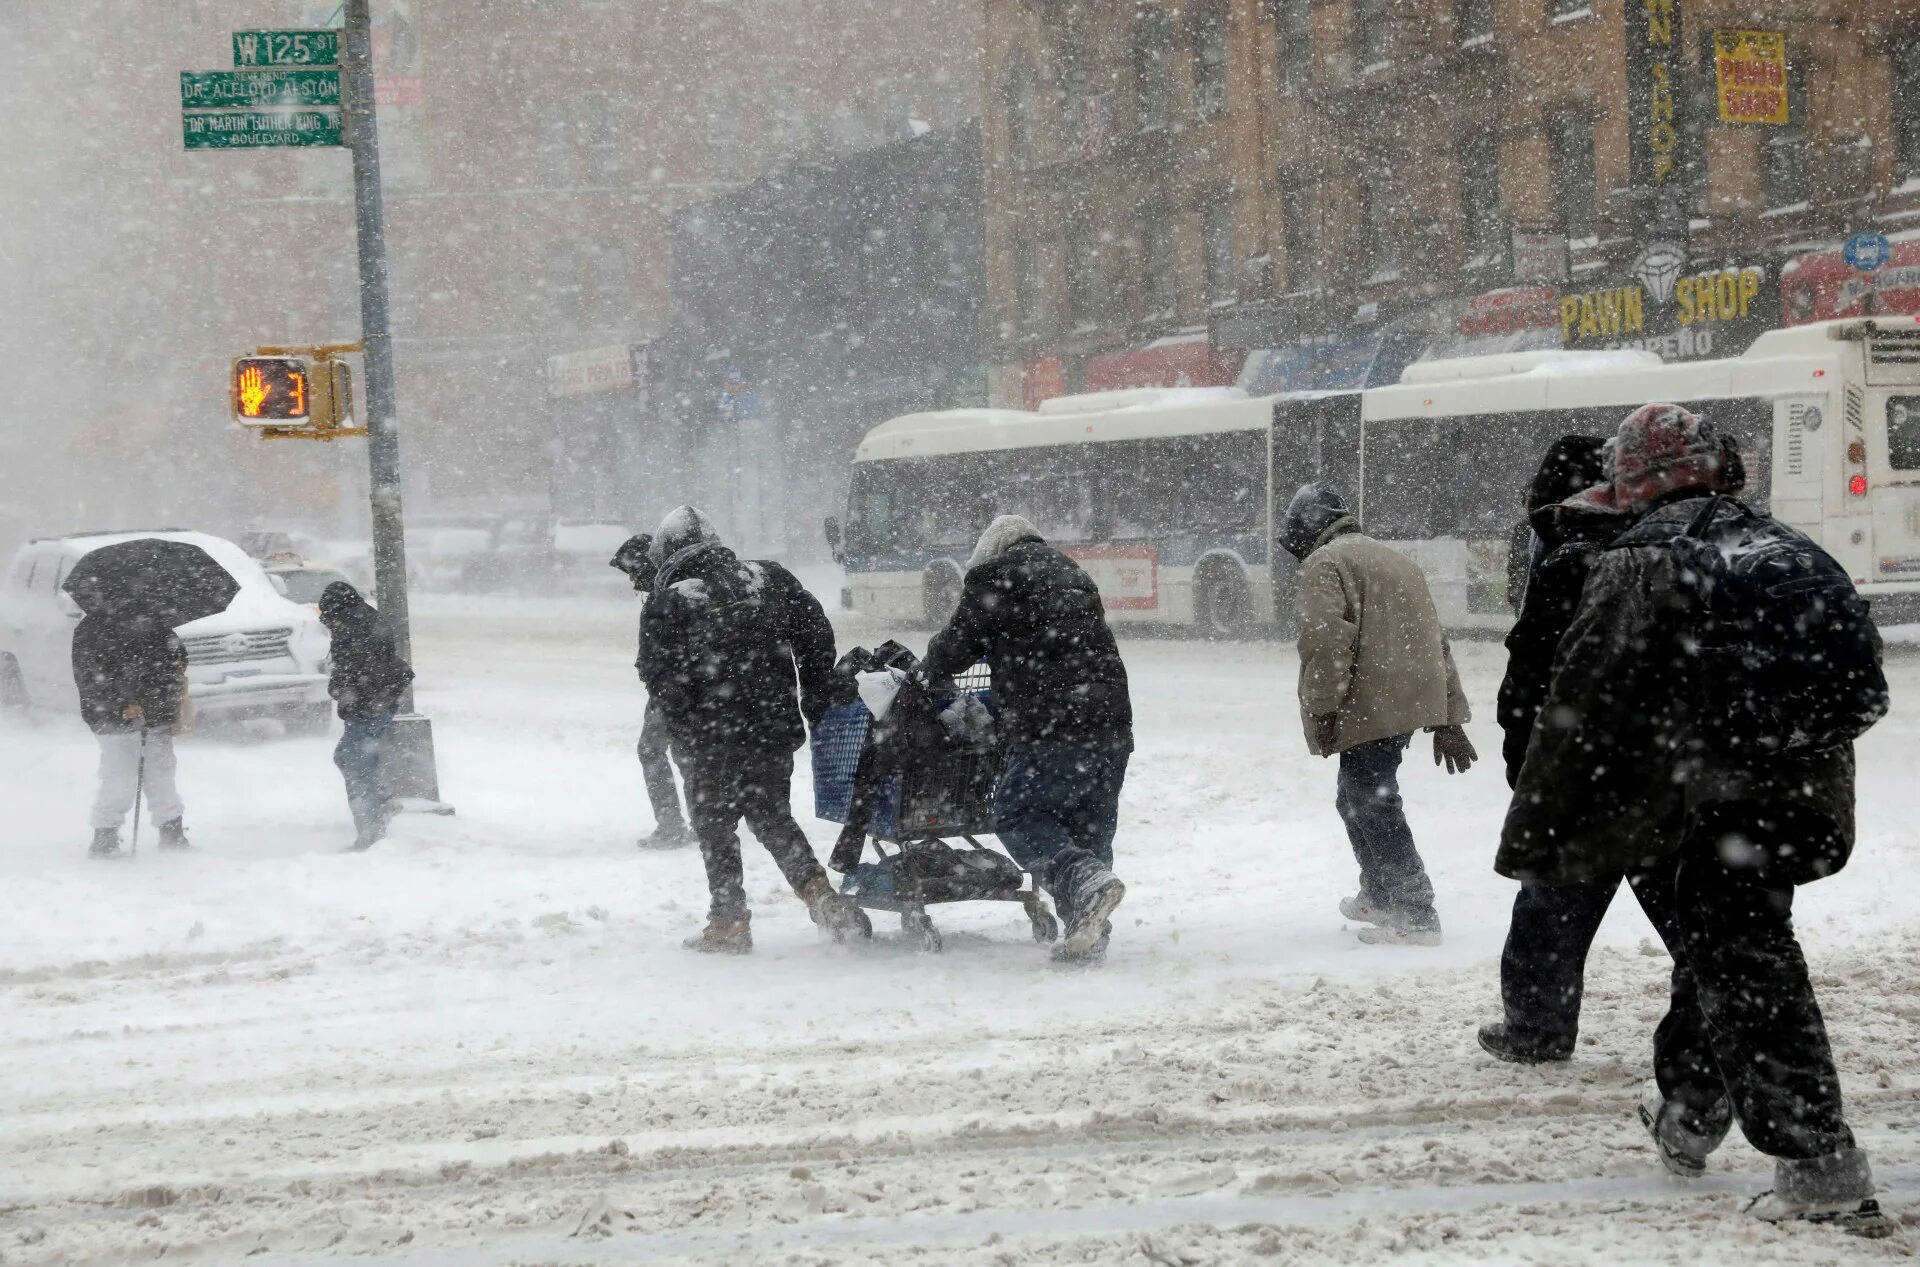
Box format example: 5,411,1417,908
1066,219,1103,327
1456,0,1494,45
1899,41,1920,181
1204,199,1237,304
1055,23,1094,154
1458,131,1503,257
1192,0,1229,120
1134,6,1174,131
1548,113,1598,239
1355,0,1392,69
1003,55,1035,167
1139,208,1177,318
1763,57,1810,209
1282,178,1319,287
1012,235,1043,331
1356,166,1400,275
1272,0,1312,90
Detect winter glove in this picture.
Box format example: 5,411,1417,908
1432,725,1477,775
1311,713,1340,754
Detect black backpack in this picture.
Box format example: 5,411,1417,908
1670,496,1890,755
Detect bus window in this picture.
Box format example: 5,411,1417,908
1890,398,1920,470
846,460,922,554
1004,468,1096,542
915,453,993,549
1362,420,1440,539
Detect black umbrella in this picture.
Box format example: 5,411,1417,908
63,538,240,629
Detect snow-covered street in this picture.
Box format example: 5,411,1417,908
2,596,1917,1264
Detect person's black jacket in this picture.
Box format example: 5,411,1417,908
318,583,414,720
1498,495,1857,885
923,517,1133,751
72,618,188,735
639,543,836,754
1496,503,1627,786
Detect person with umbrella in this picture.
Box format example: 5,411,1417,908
64,537,238,858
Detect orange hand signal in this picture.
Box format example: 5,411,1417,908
238,365,271,417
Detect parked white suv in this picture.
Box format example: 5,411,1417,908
0,530,334,733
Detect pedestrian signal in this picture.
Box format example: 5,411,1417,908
232,356,312,423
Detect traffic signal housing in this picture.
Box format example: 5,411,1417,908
232,356,313,423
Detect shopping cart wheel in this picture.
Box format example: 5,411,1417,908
901,907,943,953
1028,905,1059,944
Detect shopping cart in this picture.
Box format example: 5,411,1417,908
812,664,1059,952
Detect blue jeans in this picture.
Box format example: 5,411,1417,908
993,744,1129,919
1335,733,1436,918
335,715,394,844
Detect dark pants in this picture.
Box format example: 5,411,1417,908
683,748,827,920
1499,876,1622,1054
334,714,394,844
993,744,1128,920
1335,734,1435,919
1629,809,1854,1161
638,701,686,832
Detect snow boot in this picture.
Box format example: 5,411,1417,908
1052,920,1112,966
683,913,753,955
88,829,122,859
1745,1148,1889,1236
1338,893,1390,925
637,821,693,850
801,876,872,943
1637,1080,1732,1178
157,820,189,851
1477,1022,1573,1065
1060,868,1125,960
1357,907,1442,947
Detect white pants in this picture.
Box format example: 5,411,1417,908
91,731,185,831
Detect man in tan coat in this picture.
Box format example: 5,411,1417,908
1281,483,1477,945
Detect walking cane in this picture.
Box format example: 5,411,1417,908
130,725,149,857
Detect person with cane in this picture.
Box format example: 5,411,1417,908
73,614,192,857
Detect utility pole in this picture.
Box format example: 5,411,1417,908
342,0,442,801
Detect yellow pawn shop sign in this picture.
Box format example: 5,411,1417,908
230,344,365,439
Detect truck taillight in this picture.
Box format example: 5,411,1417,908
1850,474,1868,496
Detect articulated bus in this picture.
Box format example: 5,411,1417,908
832,318,1920,632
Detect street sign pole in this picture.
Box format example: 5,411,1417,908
342,0,441,801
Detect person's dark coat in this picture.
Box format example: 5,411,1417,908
638,509,836,754
1504,435,1610,613
1496,499,1626,786
72,618,188,735
1498,494,1857,885
922,516,1133,751
318,583,414,720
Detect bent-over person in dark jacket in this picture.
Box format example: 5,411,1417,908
319,582,414,851
921,514,1131,963
74,616,191,856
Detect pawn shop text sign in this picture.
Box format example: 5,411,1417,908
1562,265,1768,356
1715,30,1790,126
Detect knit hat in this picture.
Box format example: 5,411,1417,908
1595,403,1734,514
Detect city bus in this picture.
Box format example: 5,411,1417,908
830,317,1920,633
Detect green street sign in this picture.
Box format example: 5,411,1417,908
182,109,343,150
180,68,341,111
233,29,341,68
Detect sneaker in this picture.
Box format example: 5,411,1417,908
683,916,753,955
1477,1021,1573,1065
1338,893,1390,925
638,822,693,850
1638,1080,1732,1178
1745,1148,1888,1236
1062,870,1125,959
157,819,189,851
88,829,122,859
801,876,873,943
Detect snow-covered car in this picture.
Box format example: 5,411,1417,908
263,560,355,609
0,530,334,734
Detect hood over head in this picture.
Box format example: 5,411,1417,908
609,533,656,587
1279,483,1355,561
648,506,722,568
1528,435,1610,514
1600,403,1743,515
318,581,375,630
967,515,1044,571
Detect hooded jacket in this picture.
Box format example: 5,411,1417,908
638,507,836,753
1294,517,1469,755
71,618,188,735
318,583,414,720
923,515,1132,750
1497,495,1857,885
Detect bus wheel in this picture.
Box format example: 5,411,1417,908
923,567,963,628
1194,566,1252,640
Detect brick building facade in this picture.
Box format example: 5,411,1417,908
980,0,1920,406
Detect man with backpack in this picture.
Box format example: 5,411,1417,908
640,506,870,953
1499,403,1889,1231
611,533,691,849
318,583,415,851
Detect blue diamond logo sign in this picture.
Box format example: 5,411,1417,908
1843,231,1892,274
